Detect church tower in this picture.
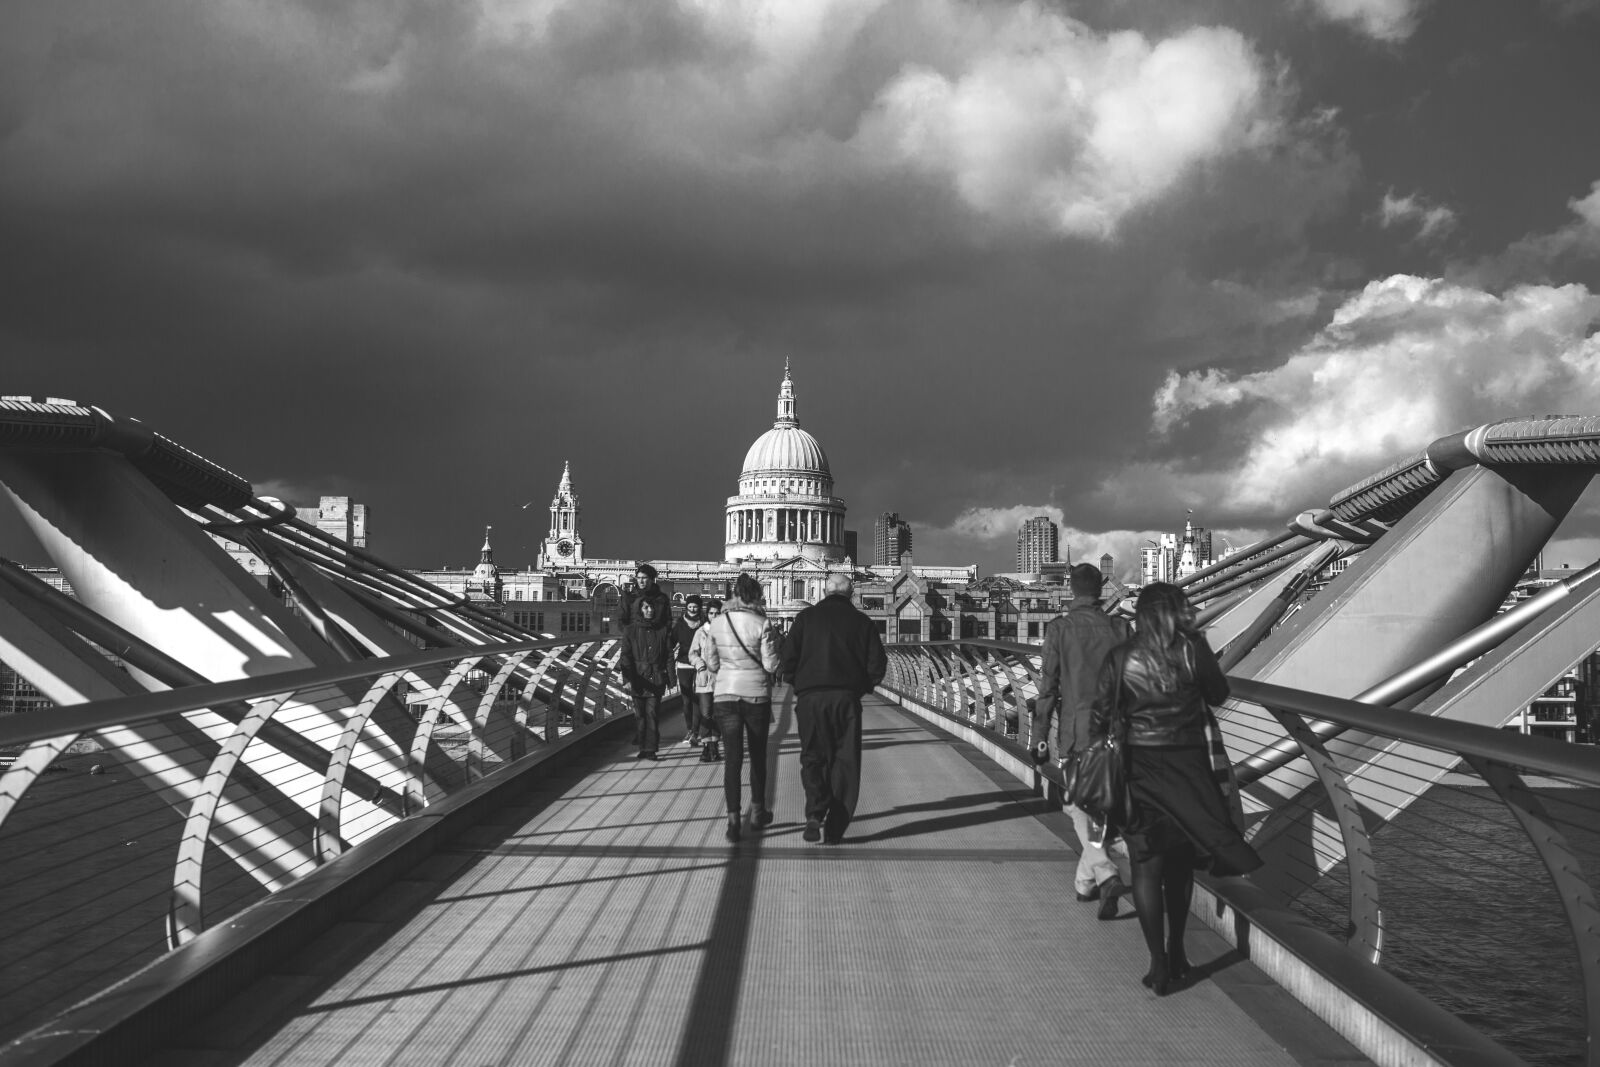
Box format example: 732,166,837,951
540,461,585,569
471,526,503,601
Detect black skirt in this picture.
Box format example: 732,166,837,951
1123,744,1262,876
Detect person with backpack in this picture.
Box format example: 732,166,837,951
700,574,780,842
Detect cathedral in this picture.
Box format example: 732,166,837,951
432,364,974,631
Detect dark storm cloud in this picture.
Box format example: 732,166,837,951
5,0,1595,579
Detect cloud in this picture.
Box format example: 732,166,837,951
1303,0,1423,42
0,0,1306,273
1378,188,1457,242
1458,178,1600,287
1139,274,1600,517
855,21,1282,237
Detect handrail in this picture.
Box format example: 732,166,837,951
0,633,613,749
876,638,1600,1066
0,633,631,1044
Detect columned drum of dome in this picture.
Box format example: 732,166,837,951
724,362,848,564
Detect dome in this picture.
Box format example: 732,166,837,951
738,360,831,477
742,424,830,476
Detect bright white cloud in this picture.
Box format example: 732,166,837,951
1304,0,1422,42
1378,188,1457,242
857,21,1278,237
1147,274,1600,514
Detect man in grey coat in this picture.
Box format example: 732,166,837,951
1031,563,1132,918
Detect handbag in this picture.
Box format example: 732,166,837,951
1064,660,1131,827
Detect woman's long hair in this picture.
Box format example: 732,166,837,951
1130,582,1201,688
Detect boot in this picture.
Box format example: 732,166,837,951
725,813,741,842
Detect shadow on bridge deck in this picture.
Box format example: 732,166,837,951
140,693,1366,1067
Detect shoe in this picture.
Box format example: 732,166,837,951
637,751,658,761
1097,876,1127,921
752,807,774,829
1167,944,1191,982
822,835,843,845
699,744,718,763
726,814,741,842
803,820,822,842
682,736,697,747
1141,962,1172,996
1075,885,1101,903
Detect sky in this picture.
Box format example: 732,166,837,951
4,0,1600,579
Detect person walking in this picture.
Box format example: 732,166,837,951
619,596,672,761
689,598,724,762
671,595,707,746
616,563,671,632
778,572,886,845
1030,563,1132,920
1089,582,1262,996
701,575,780,842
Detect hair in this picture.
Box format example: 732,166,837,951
823,572,852,597
635,563,658,581
704,597,723,611
637,598,658,617
1067,562,1105,599
733,573,763,605
684,594,702,607
1130,582,1200,686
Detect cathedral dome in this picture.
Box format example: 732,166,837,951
738,360,831,477
741,424,830,477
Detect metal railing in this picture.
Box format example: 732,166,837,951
0,635,628,1047
878,639,1600,1067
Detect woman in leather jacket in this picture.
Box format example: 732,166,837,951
1089,582,1262,996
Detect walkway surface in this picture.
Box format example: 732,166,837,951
141,692,1368,1067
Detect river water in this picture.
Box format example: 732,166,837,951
1290,782,1596,1066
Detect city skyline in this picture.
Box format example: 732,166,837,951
5,1,1600,579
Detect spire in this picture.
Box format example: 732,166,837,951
775,359,797,426
551,460,577,506
480,525,494,562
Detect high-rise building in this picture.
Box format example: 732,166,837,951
1016,516,1059,573
873,512,912,567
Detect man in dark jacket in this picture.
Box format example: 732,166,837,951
619,597,672,760
779,572,887,844
616,563,671,633
1031,562,1131,918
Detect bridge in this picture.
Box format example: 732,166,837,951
0,399,1598,1065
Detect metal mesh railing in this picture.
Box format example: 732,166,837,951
879,641,1600,1067
0,636,627,1045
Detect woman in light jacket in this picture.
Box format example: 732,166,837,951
702,574,781,842
688,599,723,762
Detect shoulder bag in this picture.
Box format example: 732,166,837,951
1064,655,1131,827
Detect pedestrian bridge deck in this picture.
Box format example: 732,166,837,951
140,692,1366,1067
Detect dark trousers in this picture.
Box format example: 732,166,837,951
714,699,771,815
631,687,661,755
796,689,863,836
677,668,698,733
697,692,715,740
